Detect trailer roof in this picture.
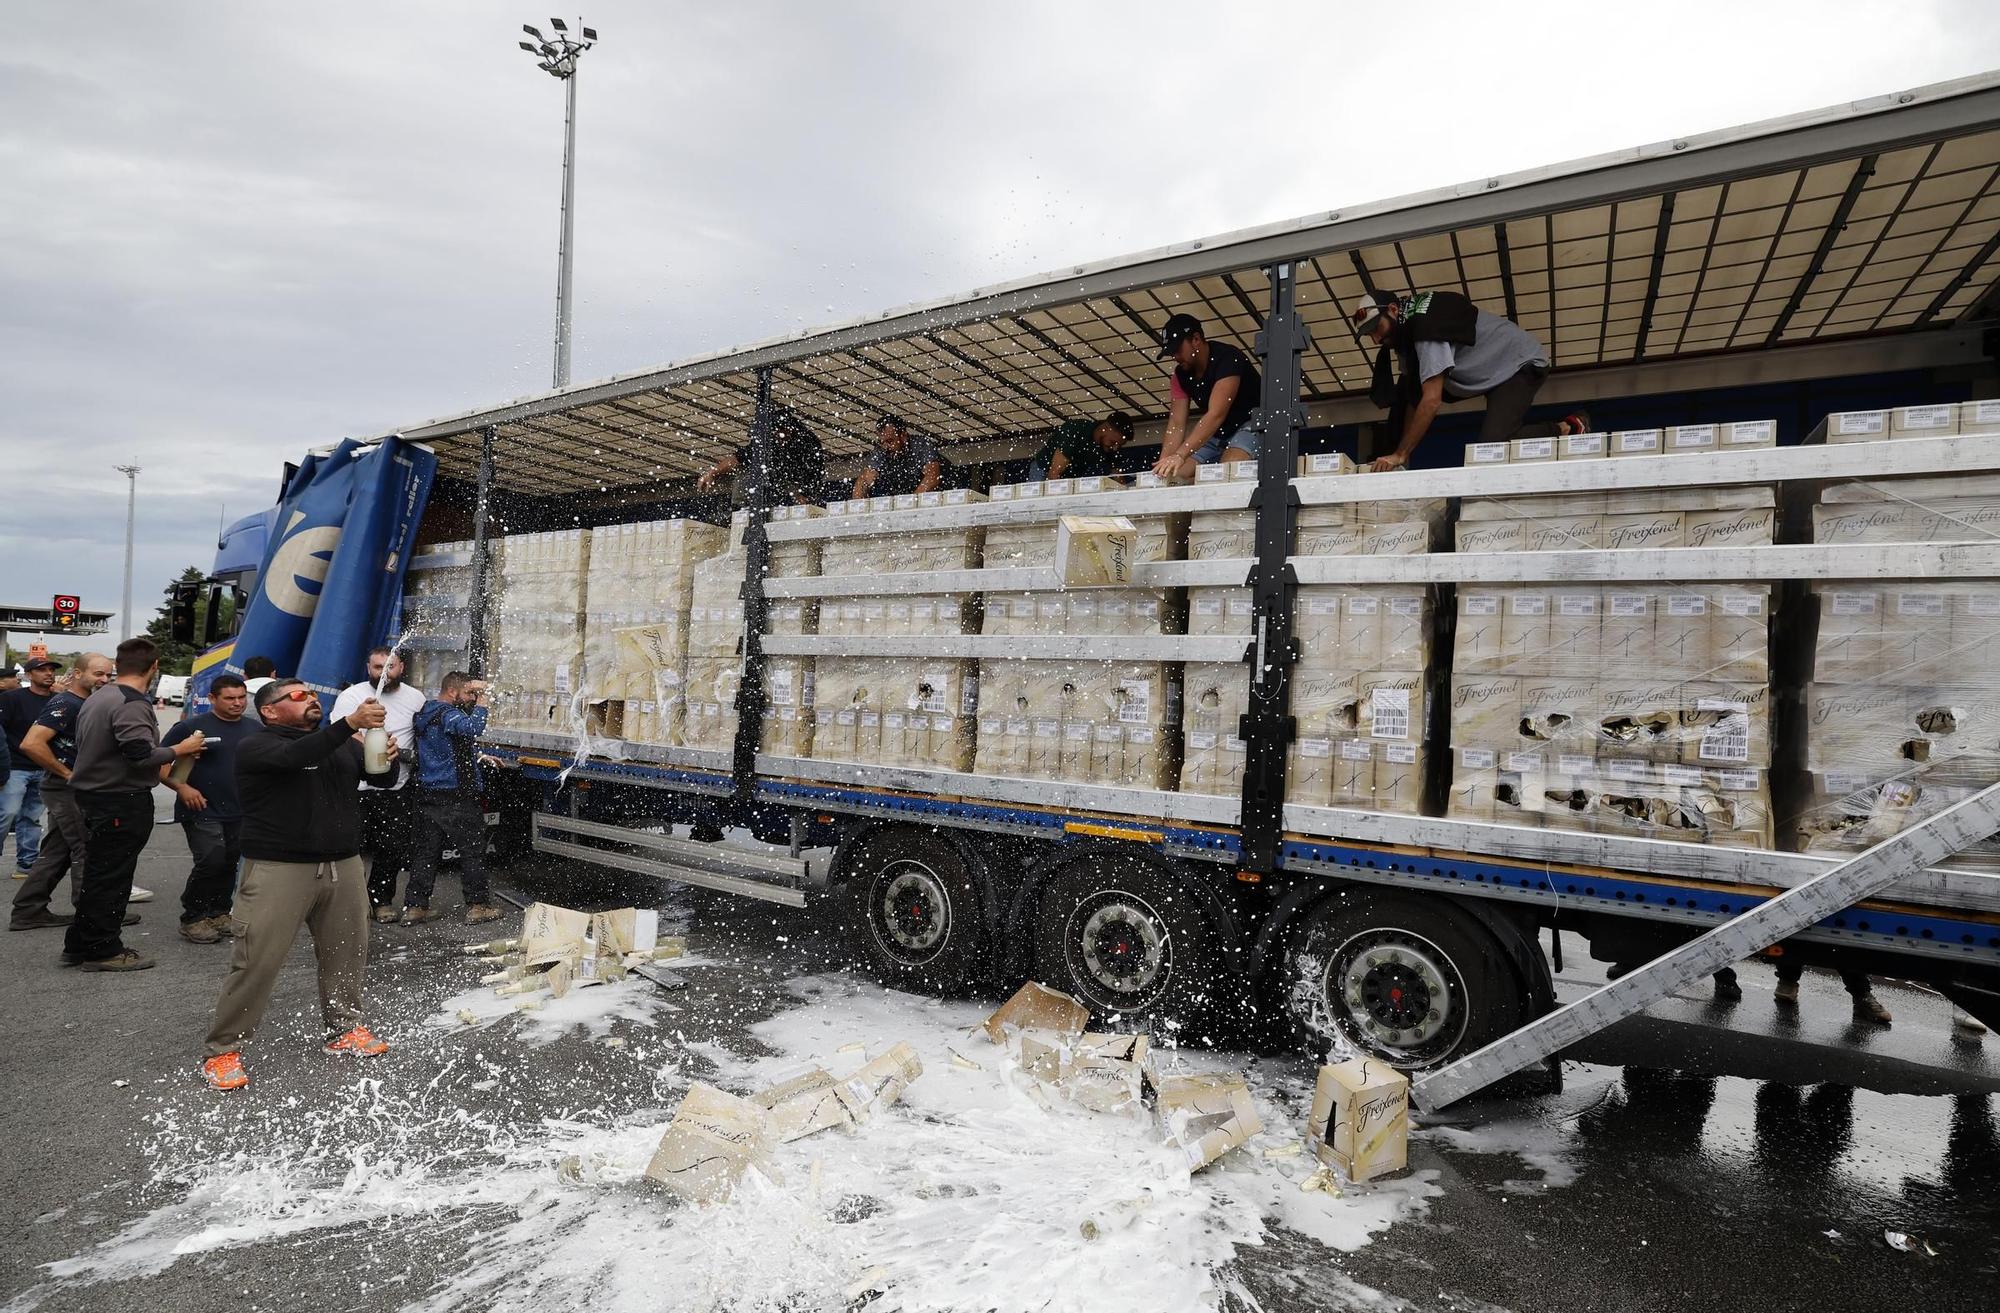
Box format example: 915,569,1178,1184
397,71,2000,497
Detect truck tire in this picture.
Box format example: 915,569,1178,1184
841,827,988,992
1035,850,1218,1028
1278,891,1525,1071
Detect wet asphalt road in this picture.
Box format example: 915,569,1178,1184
2,804,1997,1312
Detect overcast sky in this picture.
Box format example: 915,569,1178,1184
5,0,2000,649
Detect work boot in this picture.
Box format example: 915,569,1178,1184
76,950,156,972
372,906,398,924
1852,993,1893,1027
9,910,74,931
465,904,502,925
179,919,223,944
202,1052,249,1092
128,886,154,903
1774,979,1800,1007
206,915,236,937
687,822,725,844
324,1026,389,1056
399,906,433,926
1712,969,1743,1003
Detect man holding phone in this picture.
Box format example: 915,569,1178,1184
399,671,500,926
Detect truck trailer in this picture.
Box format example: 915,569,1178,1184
235,73,2000,1107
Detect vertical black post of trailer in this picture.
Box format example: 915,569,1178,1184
467,423,498,676
731,367,777,803
1238,263,1310,872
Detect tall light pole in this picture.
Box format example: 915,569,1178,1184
115,464,140,641
518,18,598,389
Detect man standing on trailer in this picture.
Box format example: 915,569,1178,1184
1353,290,1590,472
1151,314,1261,480
852,414,950,499
329,647,428,923
694,406,828,504
1026,414,1136,482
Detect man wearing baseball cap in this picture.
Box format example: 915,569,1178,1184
1352,289,1589,472
1152,314,1261,480
0,657,63,878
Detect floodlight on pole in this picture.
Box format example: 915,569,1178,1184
515,16,598,389
114,464,140,641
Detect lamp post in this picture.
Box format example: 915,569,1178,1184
115,463,140,641
518,17,598,389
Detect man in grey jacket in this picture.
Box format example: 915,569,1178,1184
61,637,204,971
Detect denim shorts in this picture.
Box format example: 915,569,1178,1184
1193,418,1261,464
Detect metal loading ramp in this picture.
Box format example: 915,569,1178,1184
1411,781,2000,1110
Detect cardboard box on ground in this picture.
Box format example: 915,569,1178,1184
469,902,685,1006
1304,1058,1410,1183
978,982,1265,1171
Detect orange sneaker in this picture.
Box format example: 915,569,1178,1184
202,1052,249,1091
324,1025,388,1056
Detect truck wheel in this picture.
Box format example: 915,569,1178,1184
1279,891,1524,1071
1036,851,1217,1028
842,827,988,992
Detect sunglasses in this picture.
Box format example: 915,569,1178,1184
278,688,317,703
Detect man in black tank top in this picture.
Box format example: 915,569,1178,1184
1152,314,1262,479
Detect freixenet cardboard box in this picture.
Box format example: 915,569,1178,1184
643,1083,776,1205
832,1043,924,1123
1891,403,1959,439
589,907,660,958
1666,424,1718,454
1148,1071,1263,1171
1464,441,1510,467
982,981,1090,1044
1721,419,1778,449
1305,1058,1410,1183
1823,409,1889,443
1610,429,1663,457
520,902,593,966
1959,398,2000,436
1511,436,1558,463
1560,431,1608,460
754,1069,852,1142
1055,515,1138,587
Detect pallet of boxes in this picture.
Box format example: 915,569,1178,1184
579,518,730,747
1180,454,1445,812
463,901,686,1007
1794,402,2000,866
811,490,985,773
1448,424,1780,849
485,529,591,736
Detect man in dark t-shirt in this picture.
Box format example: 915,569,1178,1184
1026,414,1135,482
694,407,826,504
1152,314,1262,480
161,673,260,941
853,414,952,499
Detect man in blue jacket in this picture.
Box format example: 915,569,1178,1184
399,671,500,926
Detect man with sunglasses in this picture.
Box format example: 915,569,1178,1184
199,678,397,1091
1352,290,1589,472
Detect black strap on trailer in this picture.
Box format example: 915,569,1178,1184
467,423,498,677
1237,262,1309,872
731,366,777,804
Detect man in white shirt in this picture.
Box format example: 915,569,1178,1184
328,647,428,922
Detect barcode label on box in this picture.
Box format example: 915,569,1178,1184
1558,594,1598,617
1559,754,1594,773
1459,748,1496,769
1384,744,1417,764
1615,430,1661,452
1832,411,1886,435
1464,595,1501,616
1339,739,1373,761
1898,405,1954,430
1515,438,1555,459
1668,595,1707,617
1370,688,1410,740
1898,593,1947,617
1719,593,1765,616
1610,593,1648,616
1506,751,1546,772
1828,592,1877,616
1719,770,1760,791
1663,764,1703,786
1510,594,1549,615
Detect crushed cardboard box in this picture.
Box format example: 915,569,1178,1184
754,1069,853,1142
644,1083,777,1205
1304,1058,1410,1183
983,981,1091,1044
520,901,593,965
1147,1071,1263,1171
1055,515,1138,587
1017,1033,1152,1114
834,1043,924,1123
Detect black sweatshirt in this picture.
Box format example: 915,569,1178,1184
235,717,395,862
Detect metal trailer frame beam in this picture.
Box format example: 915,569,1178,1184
467,425,497,675
730,368,777,804
1410,780,2000,1110
1239,262,1309,871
